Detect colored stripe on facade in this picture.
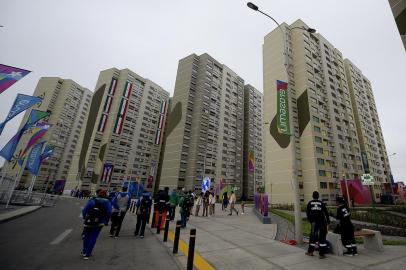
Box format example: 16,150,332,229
114,81,132,135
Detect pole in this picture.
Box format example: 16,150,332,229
187,228,197,270
344,177,350,206
163,218,170,242
173,220,181,254
28,175,37,195
5,169,22,208
0,160,9,189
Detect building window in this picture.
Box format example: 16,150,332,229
319,170,326,177
317,158,325,165
315,136,322,143
314,126,321,133
320,182,327,189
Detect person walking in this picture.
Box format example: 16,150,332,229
336,197,358,256
169,189,179,221
228,190,239,216
209,191,216,216
194,192,203,216
240,193,247,215
222,191,228,211
179,191,192,228
109,186,131,238
306,191,330,259
134,192,152,238
81,189,112,260
202,191,210,217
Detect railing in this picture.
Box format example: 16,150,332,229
0,190,58,207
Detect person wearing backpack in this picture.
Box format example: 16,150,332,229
134,192,152,238
109,186,131,238
82,189,112,260
169,189,179,221
179,191,192,228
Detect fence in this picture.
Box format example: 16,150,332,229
0,190,58,207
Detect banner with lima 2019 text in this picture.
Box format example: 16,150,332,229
276,80,290,135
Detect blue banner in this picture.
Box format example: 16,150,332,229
26,142,45,176
0,94,43,135
0,129,24,161
123,181,144,198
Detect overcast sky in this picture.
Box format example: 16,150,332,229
1,0,405,181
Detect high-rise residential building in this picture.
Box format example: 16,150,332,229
3,77,92,192
77,68,169,193
263,19,391,204
159,53,244,196
389,0,406,50
243,84,264,199
344,59,392,200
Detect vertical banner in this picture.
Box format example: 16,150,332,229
101,163,114,183
113,81,132,134
0,64,31,95
276,80,290,135
0,129,24,161
340,179,372,204
248,149,255,172
0,94,43,135
26,142,45,175
361,151,370,173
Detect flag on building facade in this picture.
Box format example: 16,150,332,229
113,81,132,134
276,80,290,135
26,142,45,175
0,64,31,95
0,129,24,161
101,163,114,183
0,94,43,135
248,149,255,172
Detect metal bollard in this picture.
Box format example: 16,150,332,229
151,210,156,228
187,228,196,270
163,218,170,242
157,212,163,234
173,220,181,254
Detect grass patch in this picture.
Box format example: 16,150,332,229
269,208,311,236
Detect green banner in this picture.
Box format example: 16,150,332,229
276,80,290,135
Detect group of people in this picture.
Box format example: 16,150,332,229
306,191,357,259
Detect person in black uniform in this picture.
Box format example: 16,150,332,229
336,197,358,256
134,192,152,238
306,191,330,259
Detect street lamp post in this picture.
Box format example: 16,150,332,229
247,2,316,245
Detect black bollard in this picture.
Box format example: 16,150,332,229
173,220,181,254
151,210,156,228
187,228,196,270
163,218,170,242
157,212,163,234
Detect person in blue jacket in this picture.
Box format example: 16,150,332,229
81,189,112,260
109,186,131,238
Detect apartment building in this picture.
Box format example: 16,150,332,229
159,53,245,196
344,59,392,200
243,84,264,199
4,77,92,192
389,0,406,49
77,68,169,192
263,19,379,204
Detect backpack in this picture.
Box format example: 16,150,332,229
138,198,151,214
84,199,106,226
181,195,192,210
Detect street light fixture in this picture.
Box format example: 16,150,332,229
247,1,317,245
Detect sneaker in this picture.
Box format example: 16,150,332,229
83,256,90,260
140,235,144,239
343,251,353,257
109,234,114,237
305,252,314,256
114,236,119,239
319,254,326,259
353,252,359,256
237,211,239,216
228,214,232,216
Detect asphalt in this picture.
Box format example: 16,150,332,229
0,197,180,270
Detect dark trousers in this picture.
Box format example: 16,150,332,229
169,206,177,220
109,211,126,236
135,213,148,236
341,222,357,253
180,211,188,227
308,222,328,255
82,226,103,256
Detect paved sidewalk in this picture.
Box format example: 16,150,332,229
0,205,41,223
170,204,406,270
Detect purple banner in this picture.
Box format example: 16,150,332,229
254,193,269,217
0,64,31,94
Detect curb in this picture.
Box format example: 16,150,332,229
0,206,41,223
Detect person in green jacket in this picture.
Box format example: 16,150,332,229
169,189,179,221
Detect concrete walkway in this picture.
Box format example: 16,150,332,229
0,205,41,223
170,204,406,270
